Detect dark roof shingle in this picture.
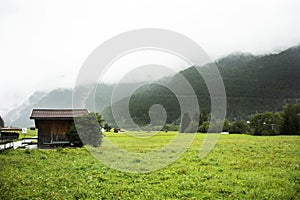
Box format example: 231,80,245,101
30,109,89,119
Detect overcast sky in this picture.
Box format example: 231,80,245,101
0,0,300,115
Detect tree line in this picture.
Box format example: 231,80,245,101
165,103,300,135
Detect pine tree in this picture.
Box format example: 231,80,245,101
180,112,191,133
0,116,4,128
281,103,300,135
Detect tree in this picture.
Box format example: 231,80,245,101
66,123,83,147
228,120,251,134
281,103,300,135
180,112,191,133
163,123,179,131
222,119,231,132
199,112,209,126
0,116,4,128
198,121,209,133
67,112,104,147
184,121,199,133
104,123,112,132
250,112,282,135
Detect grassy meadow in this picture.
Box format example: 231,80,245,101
18,129,38,139
0,132,299,199
1,128,38,140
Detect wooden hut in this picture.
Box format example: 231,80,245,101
30,109,88,147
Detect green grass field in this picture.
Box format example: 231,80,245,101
0,132,299,199
1,128,38,140
17,129,38,139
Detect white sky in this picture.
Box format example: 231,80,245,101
0,0,300,115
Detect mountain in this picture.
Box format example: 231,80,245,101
4,91,47,127
5,45,300,127
102,45,300,126
4,83,141,127
5,89,73,127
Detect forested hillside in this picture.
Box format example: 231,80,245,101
5,46,300,127
103,46,300,126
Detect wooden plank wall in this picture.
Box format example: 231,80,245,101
35,120,73,146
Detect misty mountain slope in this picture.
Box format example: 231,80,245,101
103,45,300,125
4,91,47,127
5,46,300,127
218,46,300,98
4,83,138,127
5,89,73,127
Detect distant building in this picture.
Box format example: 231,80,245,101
30,109,88,147
1,127,22,132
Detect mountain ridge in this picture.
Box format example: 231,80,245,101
4,45,300,127
103,45,300,125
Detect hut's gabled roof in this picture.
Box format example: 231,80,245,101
30,109,89,120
